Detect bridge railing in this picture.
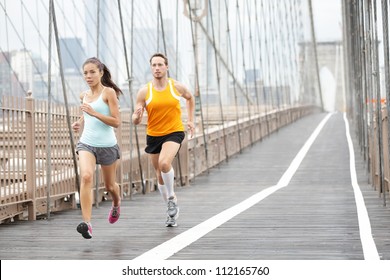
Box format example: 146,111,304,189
0,95,318,223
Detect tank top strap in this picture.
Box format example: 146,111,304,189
145,82,153,105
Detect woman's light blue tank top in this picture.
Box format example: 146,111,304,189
79,88,117,147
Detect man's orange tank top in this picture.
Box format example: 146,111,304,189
145,78,184,136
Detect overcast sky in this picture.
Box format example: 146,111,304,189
312,0,342,41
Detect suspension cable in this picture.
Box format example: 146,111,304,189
308,0,324,111
51,0,80,203
186,0,210,174
117,0,145,195
223,0,242,152
46,0,53,218
209,1,228,162
381,0,390,206
157,0,184,185
254,0,270,135
245,0,263,137
372,0,385,206
236,0,253,146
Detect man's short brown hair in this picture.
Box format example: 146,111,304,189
150,53,168,66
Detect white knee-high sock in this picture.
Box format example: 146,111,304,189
161,168,175,198
158,184,168,203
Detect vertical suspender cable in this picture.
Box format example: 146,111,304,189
245,0,262,139
236,0,254,146
158,1,183,185
269,2,282,120
308,0,324,111
357,0,365,156
254,0,270,136
117,0,145,195
4,1,12,98
187,0,210,174
364,0,374,185
209,1,229,161
175,0,179,80
364,0,374,167
96,0,100,57
381,0,390,205
46,0,53,219
372,0,385,206
129,0,134,199
281,1,292,109
95,0,101,208
20,2,28,90
224,0,242,153
261,0,276,116
158,0,167,56
359,0,369,167
51,1,81,202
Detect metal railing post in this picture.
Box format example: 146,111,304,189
25,93,36,220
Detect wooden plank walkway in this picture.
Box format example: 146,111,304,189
1,112,390,260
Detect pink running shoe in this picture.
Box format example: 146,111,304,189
108,206,120,224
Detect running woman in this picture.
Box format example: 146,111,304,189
72,57,122,239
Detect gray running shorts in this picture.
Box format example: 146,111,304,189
76,142,120,165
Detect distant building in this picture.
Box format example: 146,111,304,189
0,52,12,97
10,50,33,95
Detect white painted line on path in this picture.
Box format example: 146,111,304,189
343,113,379,260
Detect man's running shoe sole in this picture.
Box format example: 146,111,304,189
165,217,177,227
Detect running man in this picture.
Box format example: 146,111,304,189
132,53,195,227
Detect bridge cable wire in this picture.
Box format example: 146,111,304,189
381,0,390,206
269,1,282,128
280,1,294,110
253,0,270,136
223,0,242,153
51,0,81,202
46,0,53,219
186,0,210,175
96,0,100,57
284,0,298,109
245,0,263,140
157,0,184,185
117,0,145,195
307,0,324,111
2,0,13,98
209,1,229,162
129,0,135,200
235,0,254,146
358,0,369,170
260,0,275,123
372,0,386,206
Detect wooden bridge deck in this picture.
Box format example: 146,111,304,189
1,112,390,262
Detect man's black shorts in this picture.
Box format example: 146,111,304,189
145,131,185,154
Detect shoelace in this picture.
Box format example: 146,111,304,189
167,200,176,210
111,207,118,217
